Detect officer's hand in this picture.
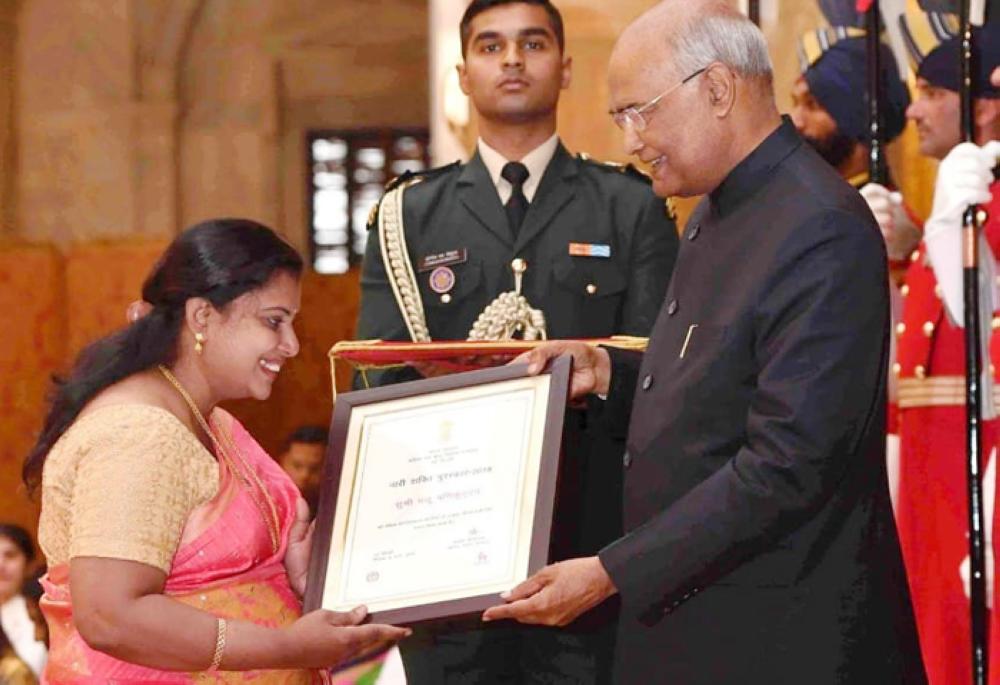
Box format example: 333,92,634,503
860,183,921,260
926,141,1000,233
510,341,611,398
481,557,617,627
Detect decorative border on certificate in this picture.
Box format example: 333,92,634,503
304,356,571,626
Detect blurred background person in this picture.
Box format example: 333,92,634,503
792,26,910,189
0,524,47,683
791,25,921,280
278,426,328,517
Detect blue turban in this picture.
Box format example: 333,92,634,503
900,10,1000,97
803,36,911,143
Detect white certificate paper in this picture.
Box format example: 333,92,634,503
321,375,550,613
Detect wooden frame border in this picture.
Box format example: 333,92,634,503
304,355,571,625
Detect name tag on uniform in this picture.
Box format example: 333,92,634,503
417,249,468,273
568,242,611,258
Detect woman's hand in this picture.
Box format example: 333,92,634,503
284,498,314,597
281,606,411,669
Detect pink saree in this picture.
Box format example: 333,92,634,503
40,409,321,684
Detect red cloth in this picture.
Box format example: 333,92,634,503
331,338,648,372
896,182,1000,684
856,0,875,11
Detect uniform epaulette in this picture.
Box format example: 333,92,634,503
576,152,651,183
368,160,462,230
384,160,462,193
577,152,676,221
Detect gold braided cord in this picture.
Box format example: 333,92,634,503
377,181,430,343
467,291,547,341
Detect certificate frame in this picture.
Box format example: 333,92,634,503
303,355,571,626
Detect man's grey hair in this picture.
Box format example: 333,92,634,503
669,11,773,80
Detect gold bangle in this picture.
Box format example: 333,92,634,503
208,618,227,672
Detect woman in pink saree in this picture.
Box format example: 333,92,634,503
24,220,408,683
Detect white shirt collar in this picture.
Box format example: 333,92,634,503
477,133,560,204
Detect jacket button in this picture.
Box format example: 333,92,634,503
642,374,653,390
586,283,598,295
900,284,910,297
667,299,678,316
922,321,935,337
688,224,700,241
623,451,633,468
915,364,926,379
895,322,906,335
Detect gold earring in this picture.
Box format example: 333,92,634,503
194,332,205,354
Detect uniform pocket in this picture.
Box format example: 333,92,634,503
552,258,627,298
547,258,628,337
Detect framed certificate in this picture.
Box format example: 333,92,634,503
303,355,571,625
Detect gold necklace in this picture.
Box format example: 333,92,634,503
158,365,280,553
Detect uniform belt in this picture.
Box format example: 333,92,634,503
898,375,1000,408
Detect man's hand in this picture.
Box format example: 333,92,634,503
481,557,617,627
510,341,612,399
859,183,921,260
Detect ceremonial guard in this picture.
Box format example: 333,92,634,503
355,1,677,683
887,7,1000,683
794,24,920,303
792,26,910,189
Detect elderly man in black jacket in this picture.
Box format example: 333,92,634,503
484,1,926,682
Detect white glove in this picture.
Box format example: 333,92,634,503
924,141,1000,324
960,447,996,608
860,182,922,260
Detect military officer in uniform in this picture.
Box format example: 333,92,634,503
871,9,1000,684
484,1,924,683
355,0,678,683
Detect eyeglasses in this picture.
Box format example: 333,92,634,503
611,67,707,132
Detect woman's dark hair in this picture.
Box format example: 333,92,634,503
23,218,303,493
0,524,35,564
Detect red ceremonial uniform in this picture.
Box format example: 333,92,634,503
895,181,1000,685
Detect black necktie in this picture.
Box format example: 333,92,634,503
501,162,530,239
